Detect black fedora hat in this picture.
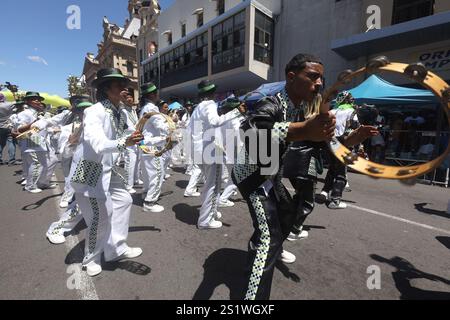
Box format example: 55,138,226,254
198,80,217,95
69,94,91,107
73,95,93,110
141,82,158,96
24,91,45,102
222,97,241,110
92,68,130,88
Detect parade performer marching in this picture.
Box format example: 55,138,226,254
70,68,144,277
121,88,141,194
217,97,246,208
17,92,58,193
46,97,93,244
189,80,242,230
140,100,172,213
232,54,336,300
139,82,159,117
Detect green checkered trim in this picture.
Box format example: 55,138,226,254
71,159,103,188
272,122,290,145
50,205,80,235
245,191,271,300
117,137,127,153
87,198,100,255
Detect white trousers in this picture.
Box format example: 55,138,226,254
141,155,165,204
24,151,58,190
124,147,140,189
220,163,238,203
163,150,172,171
198,163,223,227
185,164,203,194
47,200,83,236
76,174,132,266
61,156,75,203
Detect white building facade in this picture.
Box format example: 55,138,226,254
137,0,450,99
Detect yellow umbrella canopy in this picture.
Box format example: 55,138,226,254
1,90,71,108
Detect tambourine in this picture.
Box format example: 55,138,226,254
135,112,177,157
321,56,450,181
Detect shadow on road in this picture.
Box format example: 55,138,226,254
160,191,174,198
370,254,450,300
275,261,301,283
175,180,188,190
129,226,162,233
436,236,450,250
65,239,152,276
414,203,449,219
103,260,151,276
173,203,200,226
193,248,247,300
303,224,326,231
171,167,186,174
65,240,85,264
22,193,63,211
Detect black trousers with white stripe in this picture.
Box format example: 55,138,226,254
242,186,296,300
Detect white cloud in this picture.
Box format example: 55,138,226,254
27,56,48,66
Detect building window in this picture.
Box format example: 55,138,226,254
168,33,173,45
212,10,246,74
217,0,225,16
197,12,204,28
181,23,186,37
392,0,434,25
139,49,143,63
127,61,134,77
254,10,274,65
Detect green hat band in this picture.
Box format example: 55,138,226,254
75,102,94,109
199,84,216,94
141,85,157,95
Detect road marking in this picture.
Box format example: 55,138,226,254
286,187,450,235
346,203,450,235
51,182,99,300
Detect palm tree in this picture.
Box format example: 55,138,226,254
67,75,88,96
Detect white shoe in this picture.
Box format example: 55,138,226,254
231,190,238,197
318,191,329,202
84,261,102,277
113,247,143,261
198,220,222,230
135,179,144,185
21,180,27,186
287,230,309,242
143,203,164,213
27,188,43,194
46,232,66,245
278,250,296,264
164,174,171,179
59,200,69,208
127,188,137,194
218,200,235,208
184,191,201,197
328,200,347,209
215,212,222,220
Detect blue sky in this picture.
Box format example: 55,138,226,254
0,0,174,98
